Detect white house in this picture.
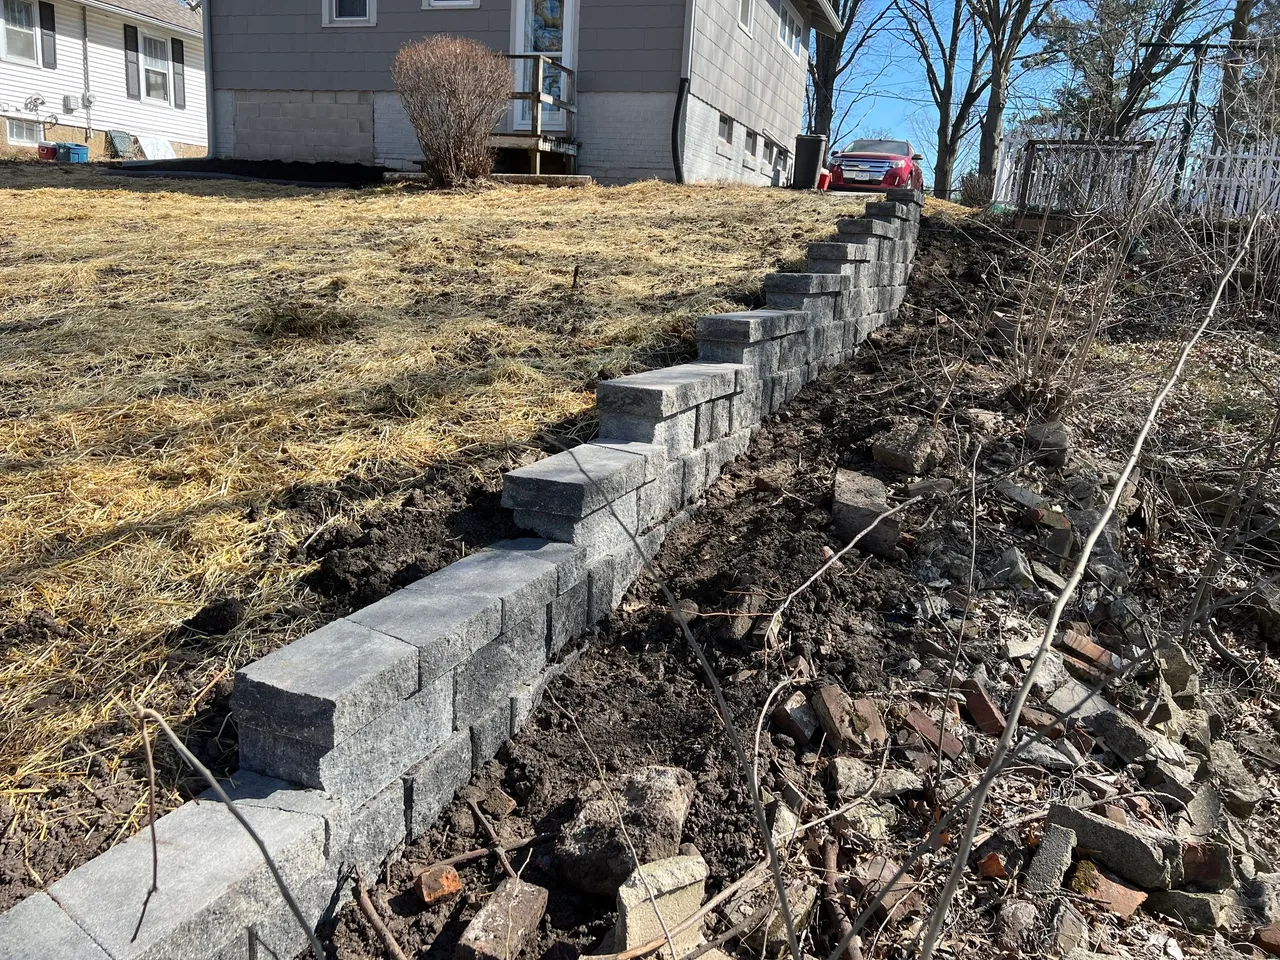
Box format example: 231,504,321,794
0,0,206,158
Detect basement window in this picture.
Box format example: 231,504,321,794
6,117,41,145
323,0,377,26
718,114,733,144
744,130,758,156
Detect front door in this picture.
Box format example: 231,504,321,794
511,0,575,133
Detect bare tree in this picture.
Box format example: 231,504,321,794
974,0,1055,184
894,0,993,196
807,0,893,141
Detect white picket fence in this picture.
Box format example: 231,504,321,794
993,130,1280,219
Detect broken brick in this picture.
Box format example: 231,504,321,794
960,678,1006,735
482,788,517,820
903,708,964,760
977,851,1010,880
1257,922,1280,956
850,698,888,748
1019,705,1063,738
1067,861,1147,919
456,877,548,960
416,864,463,906
771,691,819,743
1060,651,1110,685
1057,629,1121,672
1181,840,1234,892
850,855,924,924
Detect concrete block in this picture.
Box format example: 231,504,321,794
49,799,326,960
1024,823,1076,893
638,461,683,531
837,217,897,239
502,443,651,516
698,337,780,375
550,578,590,654
1047,803,1181,889
456,877,548,960
777,331,808,371
588,440,666,483
710,397,731,440
587,555,616,623
864,200,911,221
680,450,709,503
885,187,923,205
807,240,873,266
730,380,765,432
348,588,501,683
455,615,548,726
208,770,341,859
597,363,741,418
705,432,751,479
414,539,562,632
695,309,808,342
693,400,711,448
404,731,472,839
344,778,407,879
513,491,640,561
615,855,708,955
233,618,418,750
599,408,697,459
0,892,111,960
239,672,453,805
765,291,837,325
510,654,578,733
832,470,898,556
471,704,511,769
762,272,843,295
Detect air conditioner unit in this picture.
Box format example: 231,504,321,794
81,91,95,107
62,94,80,112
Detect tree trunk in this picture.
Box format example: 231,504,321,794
810,33,840,138
934,122,955,197
1213,0,1254,149
977,72,1009,179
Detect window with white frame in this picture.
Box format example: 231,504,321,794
762,140,776,165
744,130,757,156
323,0,376,25
1,0,38,64
718,114,733,144
141,35,169,102
6,117,41,145
738,0,752,31
777,0,803,57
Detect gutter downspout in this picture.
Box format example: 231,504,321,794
201,0,214,158
81,5,91,144
672,0,696,183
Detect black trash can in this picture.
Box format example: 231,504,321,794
792,134,828,189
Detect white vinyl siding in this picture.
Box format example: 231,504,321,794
0,3,206,146
1,0,38,65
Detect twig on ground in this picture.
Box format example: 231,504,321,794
129,708,160,944
676,898,777,960
465,798,517,879
354,865,410,960
133,706,325,960
821,838,862,960
424,834,558,871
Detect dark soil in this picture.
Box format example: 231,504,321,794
103,157,388,186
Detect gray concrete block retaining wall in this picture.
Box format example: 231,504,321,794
0,190,923,960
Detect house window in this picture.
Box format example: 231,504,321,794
1,0,38,64
6,117,41,145
744,130,757,156
738,0,752,32
323,0,377,25
777,0,804,57
718,114,733,144
762,140,775,165
141,35,169,102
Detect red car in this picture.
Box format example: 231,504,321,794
829,139,925,192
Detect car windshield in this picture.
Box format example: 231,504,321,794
839,139,910,155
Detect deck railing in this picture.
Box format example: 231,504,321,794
506,53,577,142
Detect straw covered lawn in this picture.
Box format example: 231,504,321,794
0,162,882,871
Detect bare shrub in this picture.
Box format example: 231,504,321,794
391,36,511,187
958,171,994,207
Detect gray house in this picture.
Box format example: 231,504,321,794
206,0,840,183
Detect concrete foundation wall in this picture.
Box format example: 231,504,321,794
681,91,780,186
576,91,678,185
0,192,926,960
213,89,375,163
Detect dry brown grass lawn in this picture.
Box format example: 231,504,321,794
0,163,958,866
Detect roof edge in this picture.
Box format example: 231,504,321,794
805,0,843,37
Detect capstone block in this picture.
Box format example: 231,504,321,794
413,540,562,632
695,310,808,342
765,291,837,325
698,337,780,375
597,363,741,418
0,892,110,960
599,408,697,458
501,444,651,516
238,672,453,805
762,272,843,295
49,800,326,960
513,490,640,561
232,618,418,750
348,589,501,683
